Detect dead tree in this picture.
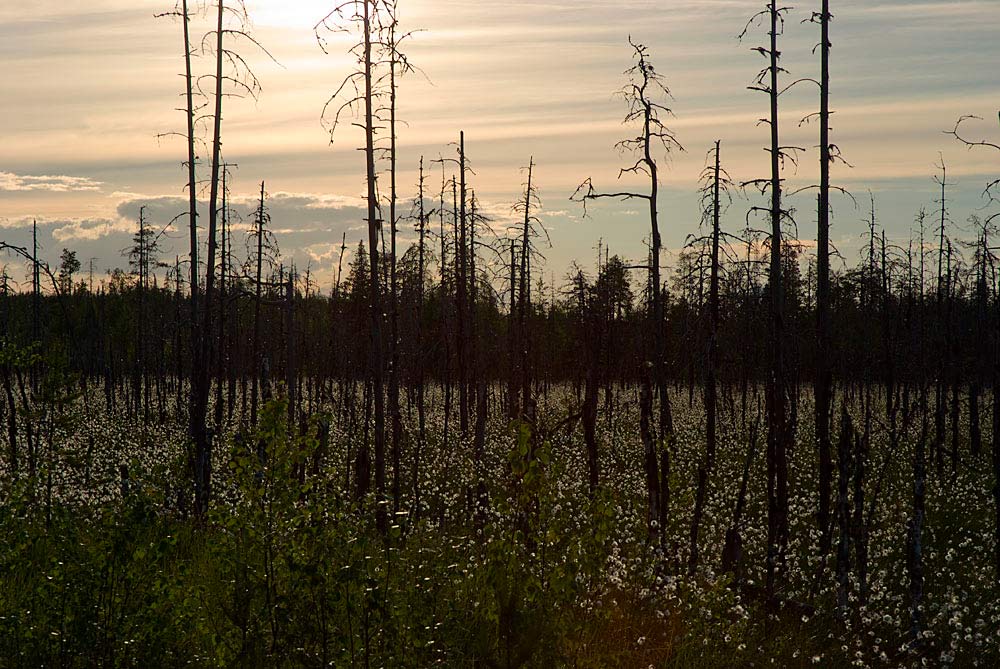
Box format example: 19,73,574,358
379,2,418,516
436,165,455,470
432,135,474,438
318,0,389,523
224,175,239,423
469,192,491,521
572,38,683,544
32,221,40,392
907,399,929,644
994,246,1000,583
575,251,632,497
124,206,168,425
968,219,992,459
1,241,77,478
932,158,952,476
191,0,226,516
835,403,853,618
722,414,760,583
172,257,184,418
247,181,278,429
171,0,269,517
1,268,18,475
950,117,1000,569
507,236,518,419
213,164,236,433
155,0,201,419
513,158,546,422
811,0,835,556
457,134,470,435
688,141,736,574
387,14,403,517
579,269,600,496
132,207,150,423
411,156,432,518
285,268,297,431
740,2,802,602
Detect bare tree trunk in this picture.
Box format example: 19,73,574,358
854,399,870,605
213,170,229,433
454,133,470,435
226,206,238,424
285,271,297,430
583,364,599,495
836,403,853,618
414,158,428,520
646,87,671,545
815,0,834,556
640,370,659,544
470,195,488,521
907,395,928,643
944,241,960,475
2,367,16,474
581,265,599,496
191,0,226,517
438,168,453,513
358,375,373,502
250,182,266,429
934,162,949,477
387,22,402,515
136,207,147,423
32,220,40,392
181,0,199,312
361,0,386,531
518,159,534,420
689,141,722,574
764,1,790,604
994,305,1000,581
508,238,519,418
174,256,183,421
722,417,759,582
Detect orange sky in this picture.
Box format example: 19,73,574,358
1,0,998,288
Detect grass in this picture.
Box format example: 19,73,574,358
1,384,999,667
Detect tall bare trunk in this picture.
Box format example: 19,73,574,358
815,0,834,556
457,132,469,434
388,23,402,515
836,403,853,618
689,141,722,574
191,0,225,517
414,157,428,519
518,159,534,420
764,1,790,603
362,0,386,531
250,182,266,429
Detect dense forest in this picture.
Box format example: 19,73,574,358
2,1,1000,667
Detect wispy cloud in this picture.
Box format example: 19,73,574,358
52,218,129,242
0,171,103,193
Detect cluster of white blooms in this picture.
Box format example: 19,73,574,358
4,384,1000,665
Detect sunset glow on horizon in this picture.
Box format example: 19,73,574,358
2,0,998,287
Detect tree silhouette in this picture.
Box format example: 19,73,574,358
572,38,683,544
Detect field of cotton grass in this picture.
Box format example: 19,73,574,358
1,384,999,667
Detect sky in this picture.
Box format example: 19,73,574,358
1,0,999,291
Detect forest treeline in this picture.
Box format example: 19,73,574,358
2,224,998,440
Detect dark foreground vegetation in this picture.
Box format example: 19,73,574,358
3,384,1000,668
3,0,1000,667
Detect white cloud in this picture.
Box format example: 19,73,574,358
52,218,131,242
0,171,103,193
